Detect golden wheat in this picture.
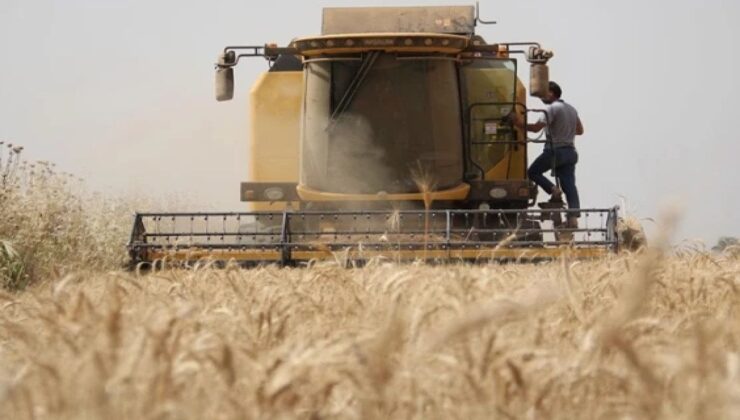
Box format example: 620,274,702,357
1,147,739,419
0,252,737,419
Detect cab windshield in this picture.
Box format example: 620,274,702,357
302,54,464,194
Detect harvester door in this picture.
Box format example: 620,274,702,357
459,59,526,181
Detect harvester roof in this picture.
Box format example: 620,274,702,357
321,6,476,36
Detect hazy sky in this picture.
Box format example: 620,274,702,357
1,0,738,245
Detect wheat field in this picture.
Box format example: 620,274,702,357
1,252,739,419
2,145,740,419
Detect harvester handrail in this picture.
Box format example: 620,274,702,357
133,211,284,217
134,207,616,217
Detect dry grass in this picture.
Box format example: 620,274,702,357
0,144,172,290
0,252,738,419
0,144,133,289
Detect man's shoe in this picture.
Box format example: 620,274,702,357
567,216,579,229
550,186,563,203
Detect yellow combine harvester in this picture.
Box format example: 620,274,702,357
128,5,621,267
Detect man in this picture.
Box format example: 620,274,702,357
514,81,584,228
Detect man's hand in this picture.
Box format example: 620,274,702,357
501,112,516,127
503,112,524,128
505,111,547,133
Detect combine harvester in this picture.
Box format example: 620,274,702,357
128,4,622,267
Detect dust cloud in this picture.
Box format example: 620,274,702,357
322,113,396,194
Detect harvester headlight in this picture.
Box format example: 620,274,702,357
264,187,285,201
489,188,508,199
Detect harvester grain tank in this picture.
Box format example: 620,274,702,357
128,5,621,266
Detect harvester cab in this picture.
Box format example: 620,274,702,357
128,5,621,267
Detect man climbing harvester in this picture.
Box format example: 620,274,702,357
513,81,584,229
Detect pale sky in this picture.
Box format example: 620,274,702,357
1,0,738,245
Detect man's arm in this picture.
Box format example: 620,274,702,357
576,117,584,135
526,120,547,133
510,113,547,133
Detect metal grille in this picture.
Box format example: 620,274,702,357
128,208,619,266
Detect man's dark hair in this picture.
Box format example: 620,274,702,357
549,81,562,98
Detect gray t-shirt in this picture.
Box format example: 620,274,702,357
539,100,579,149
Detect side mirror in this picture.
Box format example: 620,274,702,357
527,46,553,98
215,67,234,102
529,63,549,98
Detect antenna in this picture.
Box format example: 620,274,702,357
475,1,497,25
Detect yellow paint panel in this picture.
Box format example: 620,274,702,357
248,71,303,211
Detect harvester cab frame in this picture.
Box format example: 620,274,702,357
128,4,621,268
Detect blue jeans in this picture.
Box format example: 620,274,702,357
528,147,581,216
